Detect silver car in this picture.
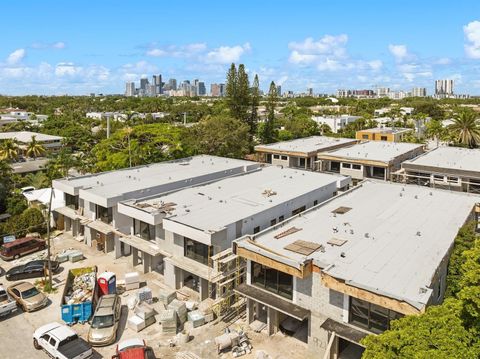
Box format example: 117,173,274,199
88,294,121,346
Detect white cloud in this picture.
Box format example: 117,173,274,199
367,60,383,70
146,48,168,57
435,57,451,65
205,43,251,64
464,21,480,59
146,43,207,58
55,62,82,76
52,42,66,49
289,35,348,56
6,49,26,65
388,44,408,61
276,75,288,86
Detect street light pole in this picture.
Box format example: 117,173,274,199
45,185,53,287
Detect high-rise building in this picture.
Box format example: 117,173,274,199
376,87,390,97
435,79,454,95
125,82,136,97
140,78,149,91
197,81,206,96
276,85,282,97
168,79,177,91
152,74,162,94
146,84,156,97
308,88,313,96
211,83,226,97
411,87,427,97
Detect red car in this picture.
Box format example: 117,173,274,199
112,339,154,359
0,237,46,261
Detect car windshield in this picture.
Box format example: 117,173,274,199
21,287,40,298
91,314,114,328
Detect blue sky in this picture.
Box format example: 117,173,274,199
1,0,480,95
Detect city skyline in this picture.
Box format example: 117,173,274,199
1,1,480,95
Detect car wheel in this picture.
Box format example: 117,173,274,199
33,338,41,350
13,254,20,260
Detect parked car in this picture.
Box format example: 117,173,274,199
33,322,93,359
112,338,154,359
88,294,122,346
0,284,17,317
0,237,46,261
7,281,48,312
6,260,60,281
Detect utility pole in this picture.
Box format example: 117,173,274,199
45,186,53,286
183,112,187,126
106,116,110,139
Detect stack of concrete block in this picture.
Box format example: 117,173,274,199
187,310,205,328
168,299,187,325
134,302,156,320
198,298,215,323
136,287,152,303
125,272,140,290
158,288,177,305
127,315,146,332
159,309,177,334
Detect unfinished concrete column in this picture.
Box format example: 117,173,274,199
199,278,209,301
132,248,139,266
114,238,122,259
142,253,151,273
163,259,176,289
246,298,254,324
267,307,277,336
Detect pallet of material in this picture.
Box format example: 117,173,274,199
168,299,188,324
159,309,177,334
158,288,177,305
187,310,205,328
134,302,156,320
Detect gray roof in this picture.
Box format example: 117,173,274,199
125,166,346,233
53,155,259,204
321,141,423,163
255,136,357,155
0,131,62,143
237,180,479,310
403,146,480,175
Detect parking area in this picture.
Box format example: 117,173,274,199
0,233,309,359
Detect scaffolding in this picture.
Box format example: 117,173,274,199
208,248,246,320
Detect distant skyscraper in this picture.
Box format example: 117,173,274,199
146,84,156,97
152,74,162,94
211,83,225,97
198,81,206,96
276,85,282,97
140,78,149,91
376,87,390,97
125,82,136,97
411,87,427,97
308,88,313,96
168,79,177,91
435,79,454,95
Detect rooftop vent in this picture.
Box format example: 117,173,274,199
340,252,346,258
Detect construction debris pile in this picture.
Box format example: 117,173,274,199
215,328,252,357
64,271,96,304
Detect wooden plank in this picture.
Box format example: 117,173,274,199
236,246,307,278
320,272,422,315
274,226,302,239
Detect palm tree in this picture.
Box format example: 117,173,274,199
0,139,19,161
25,135,46,159
449,111,480,148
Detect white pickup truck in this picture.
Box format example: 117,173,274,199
0,284,17,317
33,322,93,359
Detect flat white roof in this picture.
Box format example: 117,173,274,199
255,136,357,155
53,155,259,203
360,127,412,134
126,166,345,233
321,141,423,163
403,146,480,175
0,131,63,143
237,181,479,309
